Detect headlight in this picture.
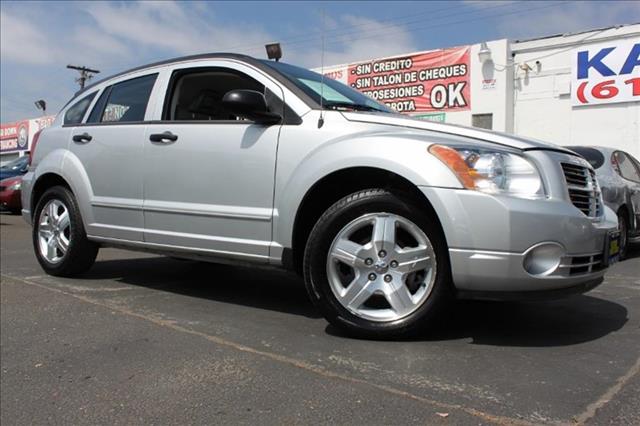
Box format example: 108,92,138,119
8,182,21,191
429,144,545,199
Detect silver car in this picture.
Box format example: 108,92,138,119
568,146,640,258
21,53,618,337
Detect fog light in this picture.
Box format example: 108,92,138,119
523,242,564,276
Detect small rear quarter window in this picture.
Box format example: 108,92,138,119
64,91,97,125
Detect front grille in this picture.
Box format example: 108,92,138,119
561,162,602,218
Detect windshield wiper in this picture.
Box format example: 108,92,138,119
323,101,387,112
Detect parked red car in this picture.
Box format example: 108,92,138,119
0,176,22,214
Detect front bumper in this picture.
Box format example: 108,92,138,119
420,186,617,298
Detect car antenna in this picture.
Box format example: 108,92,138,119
318,8,326,129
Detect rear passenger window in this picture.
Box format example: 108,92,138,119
88,74,157,123
64,92,97,125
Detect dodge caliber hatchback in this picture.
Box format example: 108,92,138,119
22,53,618,337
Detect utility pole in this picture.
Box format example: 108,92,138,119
66,65,100,89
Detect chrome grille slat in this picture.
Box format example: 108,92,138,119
564,172,587,179
559,260,601,268
569,194,593,199
559,253,605,276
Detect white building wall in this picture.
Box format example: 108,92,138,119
511,25,640,157
446,39,513,132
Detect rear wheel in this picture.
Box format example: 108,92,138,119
304,189,451,338
32,186,98,276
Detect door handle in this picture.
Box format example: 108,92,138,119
72,133,92,143
149,131,178,143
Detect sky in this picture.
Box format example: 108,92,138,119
1,0,638,122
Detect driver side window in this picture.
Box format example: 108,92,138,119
163,68,279,121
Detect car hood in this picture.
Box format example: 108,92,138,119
340,112,576,153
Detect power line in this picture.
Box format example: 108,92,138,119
234,1,567,58
218,2,469,52
320,1,568,50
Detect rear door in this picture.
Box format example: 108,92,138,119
142,61,285,261
68,72,160,241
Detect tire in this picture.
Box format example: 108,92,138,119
303,189,451,339
10,208,21,215
32,186,98,276
618,210,629,260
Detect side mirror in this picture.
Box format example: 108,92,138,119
221,90,282,125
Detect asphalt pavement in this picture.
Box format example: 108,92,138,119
1,212,639,425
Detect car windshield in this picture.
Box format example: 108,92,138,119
0,156,28,171
566,146,605,169
262,60,394,113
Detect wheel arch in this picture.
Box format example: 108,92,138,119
29,150,94,229
31,173,72,219
288,166,448,274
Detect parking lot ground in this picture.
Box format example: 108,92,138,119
1,212,639,425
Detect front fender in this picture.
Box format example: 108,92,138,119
273,130,462,249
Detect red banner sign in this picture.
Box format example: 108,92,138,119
1,115,55,153
0,120,30,152
341,46,471,113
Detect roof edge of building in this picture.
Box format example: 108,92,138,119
512,22,640,45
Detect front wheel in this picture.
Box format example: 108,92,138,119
32,186,99,277
303,189,451,338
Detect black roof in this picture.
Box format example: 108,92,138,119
68,52,320,110
75,53,257,97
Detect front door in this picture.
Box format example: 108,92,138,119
143,63,285,261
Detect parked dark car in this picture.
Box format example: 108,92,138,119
568,146,640,258
0,175,23,214
0,155,29,180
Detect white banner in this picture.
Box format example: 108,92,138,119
572,38,640,106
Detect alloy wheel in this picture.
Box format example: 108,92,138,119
326,213,437,322
37,199,71,264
